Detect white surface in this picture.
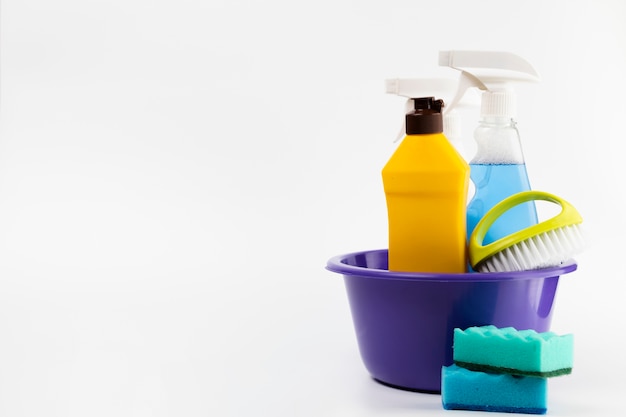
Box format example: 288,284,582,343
0,0,623,415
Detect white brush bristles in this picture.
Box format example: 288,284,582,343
478,224,586,273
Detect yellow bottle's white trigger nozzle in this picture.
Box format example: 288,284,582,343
385,78,457,143
385,78,458,98
384,77,479,149
392,98,414,143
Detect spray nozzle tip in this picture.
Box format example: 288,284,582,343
385,79,400,95
438,51,452,66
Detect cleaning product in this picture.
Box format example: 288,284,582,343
441,364,548,414
382,96,469,273
385,78,478,159
453,325,574,377
439,50,540,246
469,190,585,272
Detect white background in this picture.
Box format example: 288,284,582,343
0,0,624,415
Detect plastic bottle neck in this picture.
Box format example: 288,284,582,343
480,90,517,120
472,116,524,164
479,116,517,127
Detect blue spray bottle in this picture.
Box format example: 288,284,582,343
439,50,540,245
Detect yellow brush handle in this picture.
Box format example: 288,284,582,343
469,191,583,269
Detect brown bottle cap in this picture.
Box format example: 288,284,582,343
405,97,444,135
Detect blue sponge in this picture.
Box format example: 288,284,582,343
441,365,547,414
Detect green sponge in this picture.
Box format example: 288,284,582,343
453,325,573,377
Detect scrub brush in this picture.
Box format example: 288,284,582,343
469,191,585,272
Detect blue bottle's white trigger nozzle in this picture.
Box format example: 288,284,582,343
439,50,540,118
444,72,486,118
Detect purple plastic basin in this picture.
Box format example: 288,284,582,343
326,249,577,393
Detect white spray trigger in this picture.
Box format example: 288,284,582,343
393,98,414,143
439,50,540,117
445,72,485,116
385,78,461,143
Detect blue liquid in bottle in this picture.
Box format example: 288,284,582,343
466,163,538,245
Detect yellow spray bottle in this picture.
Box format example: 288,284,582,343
382,96,469,273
